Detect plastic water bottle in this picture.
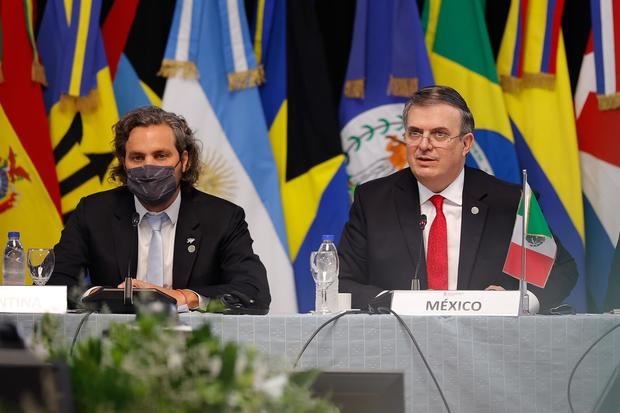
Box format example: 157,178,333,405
314,235,339,313
3,232,25,286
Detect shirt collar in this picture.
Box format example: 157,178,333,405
134,190,182,225
417,168,465,206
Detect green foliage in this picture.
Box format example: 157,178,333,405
31,314,338,413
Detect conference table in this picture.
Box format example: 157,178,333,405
1,312,619,413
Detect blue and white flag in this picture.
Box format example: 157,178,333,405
340,0,434,189
161,0,295,313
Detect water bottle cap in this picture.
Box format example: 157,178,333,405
8,231,20,238
321,234,335,241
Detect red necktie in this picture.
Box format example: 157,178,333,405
427,195,448,290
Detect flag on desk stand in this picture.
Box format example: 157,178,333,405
423,0,520,184
0,0,63,284
340,0,433,190
255,0,350,312
497,0,586,311
101,0,176,116
161,0,296,313
574,0,620,312
503,180,557,288
38,0,119,220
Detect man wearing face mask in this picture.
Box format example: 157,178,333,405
49,106,270,311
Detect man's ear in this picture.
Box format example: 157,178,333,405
462,133,474,156
181,150,189,173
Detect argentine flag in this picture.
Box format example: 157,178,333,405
161,0,296,313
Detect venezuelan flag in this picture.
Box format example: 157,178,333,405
423,0,520,184
498,0,586,310
38,0,119,220
256,0,350,313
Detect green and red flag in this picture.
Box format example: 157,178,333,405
503,182,557,288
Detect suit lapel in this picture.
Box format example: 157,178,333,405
172,189,201,288
394,170,428,289
457,169,488,290
113,190,138,284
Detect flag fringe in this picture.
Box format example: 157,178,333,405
499,75,522,93
387,76,418,97
344,79,365,98
157,59,199,79
597,93,620,111
522,72,556,89
59,89,100,113
227,65,265,91
31,61,48,86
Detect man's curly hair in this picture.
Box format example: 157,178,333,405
109,106,201,187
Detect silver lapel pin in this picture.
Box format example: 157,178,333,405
471,206,479,215
188,245,196,253
186,237,195,244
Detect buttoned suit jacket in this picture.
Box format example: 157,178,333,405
338,167,577,311
49,186,271,308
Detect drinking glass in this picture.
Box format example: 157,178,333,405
27,248,55,286
310,251,336,314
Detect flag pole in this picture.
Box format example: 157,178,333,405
519,169,530,315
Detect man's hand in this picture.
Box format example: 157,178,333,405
485,285,506,291
117,279,198,309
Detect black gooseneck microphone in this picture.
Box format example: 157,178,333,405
411,214,427,290
124,212,140,304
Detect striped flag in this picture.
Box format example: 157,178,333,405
340,0,433,189
574,0,620,312
255,0,350,312
37,0,119,220
503,182,557,288
161,0,296,313
0,0,63,284
423,0,520,184
102,0,176,115
498,0,586,310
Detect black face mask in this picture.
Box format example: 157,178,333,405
126,163,180,207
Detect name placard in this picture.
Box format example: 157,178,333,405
0,286,67,314
390,290,520,316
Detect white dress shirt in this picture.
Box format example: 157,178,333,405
418,169,464,290
135,193,181,288
416,168,540,313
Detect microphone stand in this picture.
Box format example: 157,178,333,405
411,214,427,290
124,212,140,305
519,170,530,316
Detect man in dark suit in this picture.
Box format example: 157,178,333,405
49,106,270,310
338,86,577,312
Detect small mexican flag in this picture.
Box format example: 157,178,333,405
503,183,557,287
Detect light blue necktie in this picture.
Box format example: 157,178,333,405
146,213,166,286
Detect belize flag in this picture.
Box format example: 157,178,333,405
340,0,434,190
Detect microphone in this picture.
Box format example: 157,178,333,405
411,214,427,290
124,212,140,304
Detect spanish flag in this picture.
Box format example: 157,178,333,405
37,0,119,221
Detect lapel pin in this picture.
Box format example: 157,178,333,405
188,245,196,253
186,237,195,244
471,206,479,215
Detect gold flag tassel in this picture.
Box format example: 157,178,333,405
344,79,365,99
227,65,265,91
157,59,199,79
31,60,47,86
597,93,620,111
522,72,556,89
500,75,522,93
387,75,418,97
59,89,101,113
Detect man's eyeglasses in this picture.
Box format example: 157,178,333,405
403,130,464,146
